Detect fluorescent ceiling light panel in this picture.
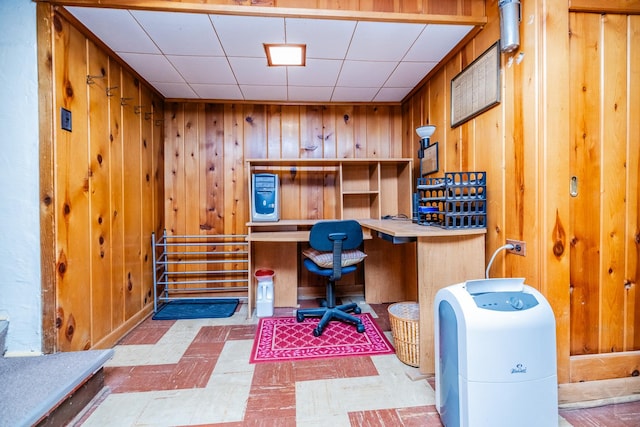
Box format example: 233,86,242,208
265,44,306,66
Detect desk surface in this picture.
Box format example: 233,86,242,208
358,219,487,237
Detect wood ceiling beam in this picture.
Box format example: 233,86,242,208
37,0,487,26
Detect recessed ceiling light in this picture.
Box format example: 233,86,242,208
264,44,306,66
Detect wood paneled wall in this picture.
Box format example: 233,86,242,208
568,12,640,357
402,0,640,385
40,7,164,352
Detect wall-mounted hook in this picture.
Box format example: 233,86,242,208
120,97,133,107
154,119,164,126
134,105,145,115
86,74,104,85
144,112,153,120
106,86,119,97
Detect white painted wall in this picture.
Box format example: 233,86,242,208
0,1,43,355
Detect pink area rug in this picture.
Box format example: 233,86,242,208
250,313,395,363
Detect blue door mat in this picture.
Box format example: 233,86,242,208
152,299,239,320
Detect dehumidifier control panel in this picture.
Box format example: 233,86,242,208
472,291,539,311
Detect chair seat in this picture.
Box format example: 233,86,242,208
303,258,358,277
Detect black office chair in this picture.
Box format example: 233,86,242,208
296,220,367,337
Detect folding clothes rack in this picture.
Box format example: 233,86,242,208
151,230,249,312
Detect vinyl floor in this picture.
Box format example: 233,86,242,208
72,299,640,426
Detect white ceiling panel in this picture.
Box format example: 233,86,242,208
287,59,341,87
68,7,159,54
168,56,235,85
191,84,243,100
210,14,285,57
385,61,437,88
347,21,425,62
332,87,379,102
285,18,355,59
288,86,334,102
229,57,286,86
117,53,183,83
374,87,413,102
241,85,288,101
131,10,224,56
405,24,473,62
337,61,397,88
66,6,476,103
152,82,197,98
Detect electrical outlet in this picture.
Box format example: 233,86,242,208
506,239,526,256
61,107,72,132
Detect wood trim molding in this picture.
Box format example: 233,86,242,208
569,0,640,14
38,0,488,26
570,351,640,382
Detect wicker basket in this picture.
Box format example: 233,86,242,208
388,302,420,367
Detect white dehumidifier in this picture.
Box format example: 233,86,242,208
434,278,557,427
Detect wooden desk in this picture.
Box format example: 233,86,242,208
359,219,486,375
247,218,486,376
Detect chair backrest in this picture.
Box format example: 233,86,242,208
309,220,363,252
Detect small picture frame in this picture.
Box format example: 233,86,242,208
422,142,439,176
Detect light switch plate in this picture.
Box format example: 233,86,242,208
61,107,72,132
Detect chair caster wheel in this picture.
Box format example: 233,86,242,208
296,312,305,322
353,306,361,314
356,324,365,333
313,328,322,337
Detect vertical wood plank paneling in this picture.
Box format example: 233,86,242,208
244,104,267,160
87,40,112,342
300,105,323,158
322,106,337,159
628,16,640,350
223,104,246,234
428,66,448,172
140,86,154,306
108,59,125,329
54,18,92,351
165,103,185,236
354,106,368,158
569,12,603,355
46,11,162,351
600,13,628,353
121,72,142,319
152,95,165,238
183,103,200,236
267,105,282,158
281,106,300,158
37,3,57,352
204,104,225,234
335,105,355,158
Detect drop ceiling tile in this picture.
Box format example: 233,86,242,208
241,85,288,102
287,59,341,87
331,87,378,102
167,56,235,84
385,61,437,88
374,87,413,102
287,86,333,102
210,14,285,57
117,53,183,83
337,61,397,88
347,21,425,62
131,10,223,56
191,84,243,100
404,24,473,62
67,7,159,54
229,57,286,86
152,82,197,98
285,18,355,59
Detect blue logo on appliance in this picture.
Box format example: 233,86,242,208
511,363,527,374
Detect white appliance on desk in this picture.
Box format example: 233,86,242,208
251,173,279,222
434,278,557,427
